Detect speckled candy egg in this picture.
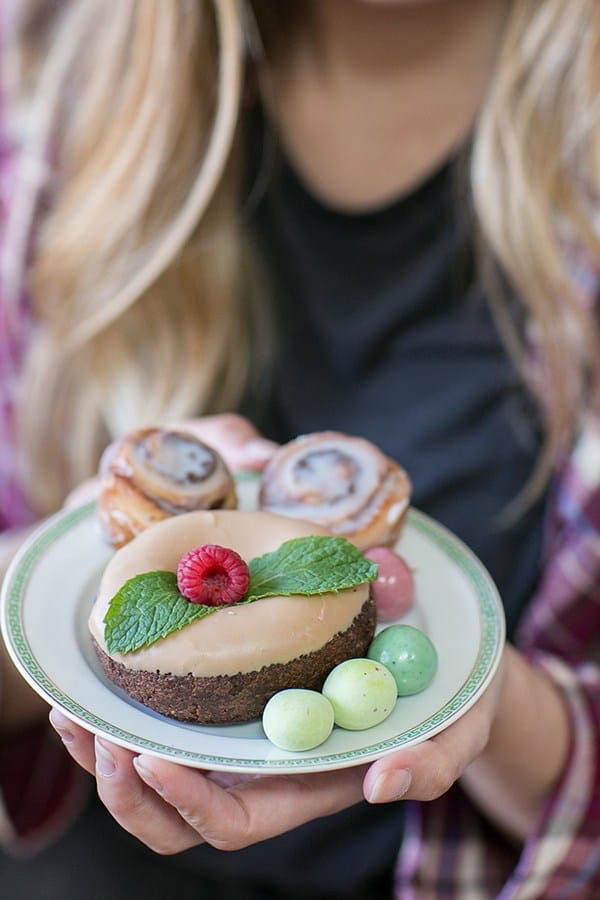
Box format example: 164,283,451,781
322,658,397,730
368,624,438,696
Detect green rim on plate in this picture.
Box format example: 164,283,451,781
1,499,505,770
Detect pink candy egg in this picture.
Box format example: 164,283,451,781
364,546,415,622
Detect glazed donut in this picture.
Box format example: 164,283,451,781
97,427,237,548
89,510,376,724
258,431,411,550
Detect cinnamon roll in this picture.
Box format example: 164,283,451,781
258,432,411,551
97,428,237,548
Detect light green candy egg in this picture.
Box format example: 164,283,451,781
322,658,397,730
262,689,335,751
368,624,438,696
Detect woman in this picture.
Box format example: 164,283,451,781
1,1,600,897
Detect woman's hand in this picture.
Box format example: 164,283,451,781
171,413,278,473
48,655,505,854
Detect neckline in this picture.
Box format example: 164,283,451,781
243,101,470,231
272,140,467,231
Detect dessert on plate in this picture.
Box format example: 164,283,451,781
89,426,419,727
89,510,377,724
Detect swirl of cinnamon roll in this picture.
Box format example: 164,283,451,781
97,428,237,548
258,431,411,550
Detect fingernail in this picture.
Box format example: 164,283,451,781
49,709,74,744
366,768,412,804
95,738,116,777
133,756,163,794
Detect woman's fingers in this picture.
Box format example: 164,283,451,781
132,756,366,851
50,713,202,853
363,671,503,804
50,708,365,853
93,739,202,854
170,413,278,472
50,660,505,854
49,709,97,775
364,728,480,805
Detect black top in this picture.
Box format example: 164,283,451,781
244,144,546,642
2,143,547,900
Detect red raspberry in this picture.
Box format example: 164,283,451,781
177,544,250,606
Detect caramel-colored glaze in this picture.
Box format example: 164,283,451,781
89,510,370,677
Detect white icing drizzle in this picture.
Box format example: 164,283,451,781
259,432,410,539
102,429,234,512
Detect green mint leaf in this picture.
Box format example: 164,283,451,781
247,535,377,600
104,571,215,654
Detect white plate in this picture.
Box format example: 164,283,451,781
0,476,505,773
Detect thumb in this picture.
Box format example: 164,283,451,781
225,437,279,472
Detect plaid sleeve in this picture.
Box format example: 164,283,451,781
495,653,600,898
501,414,600,898
394,656,600,899
395,414,600,898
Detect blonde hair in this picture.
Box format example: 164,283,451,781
7,0,600,515
473,0,600,498
10,0,258,513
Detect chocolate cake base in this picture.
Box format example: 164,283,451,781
93,593,376,724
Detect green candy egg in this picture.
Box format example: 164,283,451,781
322,658,397,730
368,624,438,696
262,689,335,751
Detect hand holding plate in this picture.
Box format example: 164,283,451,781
48,659,505,855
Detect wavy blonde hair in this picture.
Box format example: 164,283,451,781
7,0,600,515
